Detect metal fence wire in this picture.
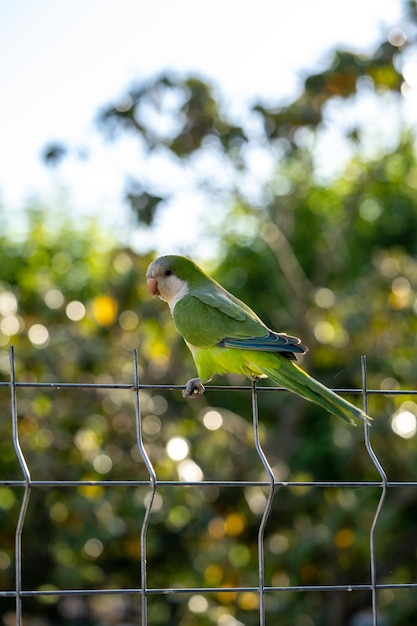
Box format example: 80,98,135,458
1,347,417,626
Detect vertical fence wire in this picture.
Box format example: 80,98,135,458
133,349,157,623
361,355,388,626
9,347,32,626
251,380,275,625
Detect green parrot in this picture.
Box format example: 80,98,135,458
146,255,371,426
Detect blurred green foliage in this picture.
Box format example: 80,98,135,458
3,3,417,625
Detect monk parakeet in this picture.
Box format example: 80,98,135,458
146,255,371,426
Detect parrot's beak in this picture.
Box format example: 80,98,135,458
147,277,159,297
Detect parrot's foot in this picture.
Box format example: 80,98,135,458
182,378,205,398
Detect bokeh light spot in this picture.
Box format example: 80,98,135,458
390,276,412,309
313,287,336,308
91,295,118,326
268,533,289,555
28,324,50,347
225,512,245,536
204,563,223,585
93,454,113,474
119,309,138,330
244,487,267,514
238,591,259,611
313,320,334,344
66,300,86,321
167,505,191,529
113,252,133,273
44,289,65,309
49,502,69,523
0,291,18,315
208,517,226,540
83,538,104,559
1,315,20,336
0,487,16,510
75,428,99,455
388,27,406,47
391,407,417,439
178,459,203,481
0,551,11,570
166,436,189,461
203,409,223,430
229,544,250,567
188,594,209,613
359,198,382,222
334,528,355,548
142,415,161,437
148,395,168,415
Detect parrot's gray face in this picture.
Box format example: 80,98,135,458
146,261,189,312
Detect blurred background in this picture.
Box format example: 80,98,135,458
1,0,417,624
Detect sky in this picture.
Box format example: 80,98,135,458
0,0,404,253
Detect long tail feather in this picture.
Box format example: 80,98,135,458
260,360,371,426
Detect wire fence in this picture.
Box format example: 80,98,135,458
1,347,417,626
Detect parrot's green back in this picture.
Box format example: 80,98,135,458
173,292,267,346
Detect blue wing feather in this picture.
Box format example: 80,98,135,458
217,330,307,359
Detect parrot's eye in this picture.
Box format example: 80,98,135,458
164,270,172,276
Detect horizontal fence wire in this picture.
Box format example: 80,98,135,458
0,347,416,625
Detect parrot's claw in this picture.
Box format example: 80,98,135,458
182,378,205,398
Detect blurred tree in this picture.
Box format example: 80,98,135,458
4,1,417,624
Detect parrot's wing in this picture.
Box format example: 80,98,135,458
174,286,307,359
173,288,269,347
193,288,248,321
217,330,307,357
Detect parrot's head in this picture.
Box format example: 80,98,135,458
146,255,207,309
